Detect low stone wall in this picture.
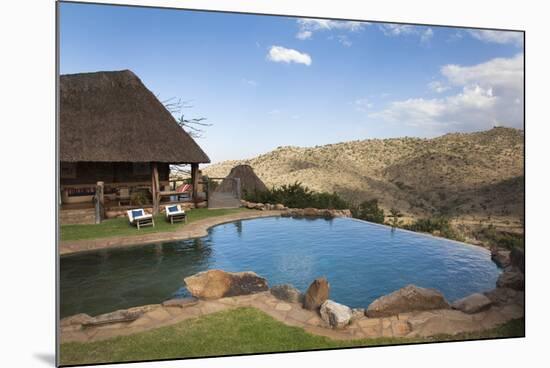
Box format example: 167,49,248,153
240,200,352,218
61,265,524,344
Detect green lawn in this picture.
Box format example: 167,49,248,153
60,307,524,366
61,208,251,242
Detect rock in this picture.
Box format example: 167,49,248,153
195,201,208,209
274,203,285,210
496,270,524,290
184,269,269,299
303,277,330,310
366,285,450,318
246,202,256,209
254,203,265,210
270,284,303,303
491,248,511,268
320,300,353,328
84,309,142,326
60,313,93,327
162,297,199,308
406,309,481,337
484,288,524,307
126,304,161,314
510,247,525,273
291,209,305,217
303,208,320,216
451,293,492,314
351,308,366,321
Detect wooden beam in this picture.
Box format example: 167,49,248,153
191,163,199,205
151,162,160,215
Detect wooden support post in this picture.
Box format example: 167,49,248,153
151,162,160,215
94,181,104,224
191,163,199,205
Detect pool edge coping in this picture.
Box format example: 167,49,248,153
59,210,283,256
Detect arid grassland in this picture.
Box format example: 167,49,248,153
205,127,524,244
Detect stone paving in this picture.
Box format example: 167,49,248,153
60,290,524,344
60,210,283,255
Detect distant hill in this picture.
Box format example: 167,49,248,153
204,127,524,235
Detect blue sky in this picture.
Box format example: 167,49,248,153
60,2,524,163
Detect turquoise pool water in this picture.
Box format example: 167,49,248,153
60,217,500,318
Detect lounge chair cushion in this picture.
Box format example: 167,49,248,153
167,205,179,213
132,209,144,218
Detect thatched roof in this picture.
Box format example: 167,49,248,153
60,70,210,164
216,165,268,193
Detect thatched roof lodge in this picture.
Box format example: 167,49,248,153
59,70,210,215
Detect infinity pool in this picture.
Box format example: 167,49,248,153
60,217,500,318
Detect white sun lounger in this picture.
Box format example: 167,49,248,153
165,204,187,224
127,208,155,230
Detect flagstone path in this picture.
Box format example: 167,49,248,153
60,291,524,344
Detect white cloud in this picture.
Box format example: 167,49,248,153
267,46,312,66
353,98,373,112
441,53,523,94
428,80,449,93
379,24,416,36
379,24,434,44
420,28,434,43
336,35,352,47
370,54,524,132
296,18,367,40
468,30,523,46
296,30,312,40
268,109,281,115
370,85,497,128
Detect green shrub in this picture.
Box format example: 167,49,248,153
387,208,404,228
352,199,385,224
243,182,350,210
404,216,463,241
476,224,524,249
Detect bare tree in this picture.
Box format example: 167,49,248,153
162,97,212,139
162,97,213,177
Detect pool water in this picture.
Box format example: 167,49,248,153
60,217,500,318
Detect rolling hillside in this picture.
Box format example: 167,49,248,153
204,127,524,236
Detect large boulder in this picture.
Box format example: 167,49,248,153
496,270,524,291
451,293,492,314
303,277,330,310
366,285,450,318
510,247,525,273
216,165,268,194
184,270,268,299
320,300,353,329
270,284,303,303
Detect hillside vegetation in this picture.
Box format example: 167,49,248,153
204,127,524,241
